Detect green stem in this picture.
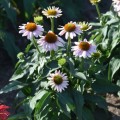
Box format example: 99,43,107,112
78,35,80,41
50,18,54,32
50,50,55,58
67,36,71,57
78,32,85,41
81,57,84,71
32,37,41,55
95,3,101,20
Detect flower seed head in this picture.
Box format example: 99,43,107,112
64,23,76,32
25,22,37,31
53,75,63,85
79,41,90,51
45,32,57,43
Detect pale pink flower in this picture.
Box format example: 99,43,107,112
58,21,82,39
19,22,44,39
47,70,69,92
72,39,96,58
37,31,65,52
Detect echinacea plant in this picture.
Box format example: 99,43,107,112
0,2,120,120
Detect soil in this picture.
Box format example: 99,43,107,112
106,94,120,120
0,45,120,120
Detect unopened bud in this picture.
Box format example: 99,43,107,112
58,58,66,66
34,16,43,25
17,52,24,59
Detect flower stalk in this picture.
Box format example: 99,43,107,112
95,3,101,20
32,37,41,55
67,36,71,57
50,50,55,58
50,18,54,32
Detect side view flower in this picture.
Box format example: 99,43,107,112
89,0,101,5
19,22,44,39
42,6,62,18
37,31,65,52
72,39,96,58
0,104,10,120
47,70,69,92
58,21,82,39
79,21,92,31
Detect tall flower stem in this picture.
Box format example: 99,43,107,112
50,18,55,57
78,33,84,41
50,50,55,58
50,18,54,32
32,37,41,55
81,57,84,71
95,3,101,20
67,36,71,57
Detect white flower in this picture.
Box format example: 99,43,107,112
42,6,62,18
19,22,44,39
112,0,120,4
72,39,96,58
58,21,82,39
37,31,65,52
47,70,69,92
79,21,92,31
112,0,120,16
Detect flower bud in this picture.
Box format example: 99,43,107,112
17,52,24,59
58,58,66,66
92,51,101,59
79,21,92,31
34,16,43,25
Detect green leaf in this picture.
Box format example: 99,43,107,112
34,91,51,113
108,57,120,81
82,107,95,120
29,90,50,114
57,91,75,118
0,81,27,94
47,60,59,70
67,57,75,75
23,0,35,19
102,26,108,41
0,0,17,28
84,94,107,109
25,43,32,53
117,80,120,97
10,67,28,81
107,38,120,57
0,31,20,63
92,82,120,93
74,72,86,80
8,113,29,120
72,91,84,120
107,18,119,25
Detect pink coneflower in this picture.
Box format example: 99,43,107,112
37,31,65,52
72,39,96,58
19,22,44,39
47,70,69,92
58,21,82,39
